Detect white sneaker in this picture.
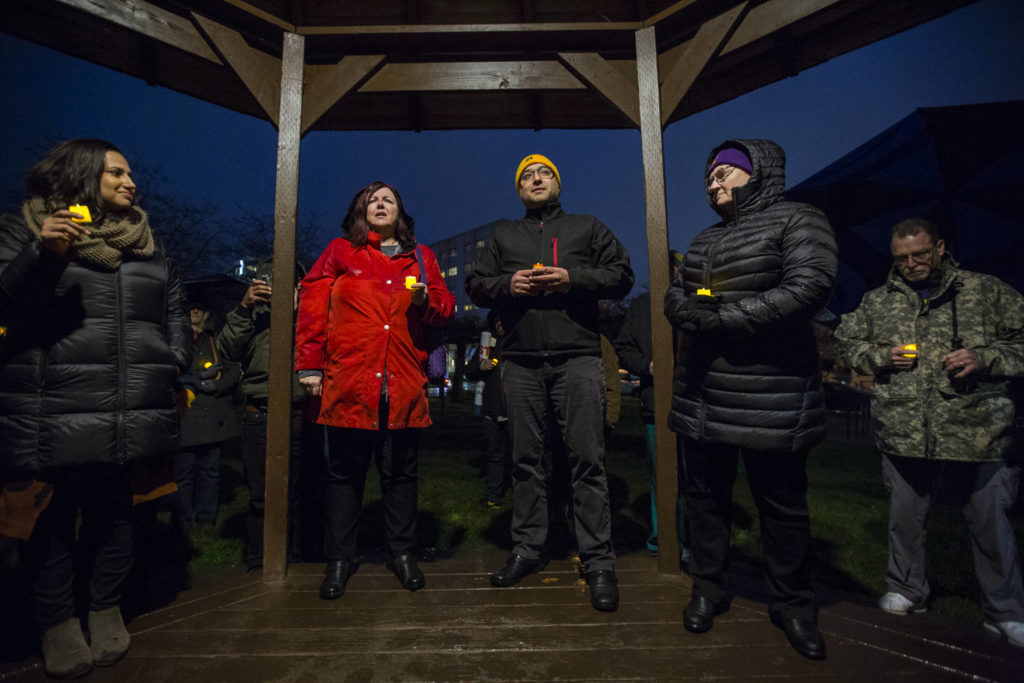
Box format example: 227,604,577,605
983,620,1024,648
877,592,927,615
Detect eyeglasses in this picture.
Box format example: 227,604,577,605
520,167,555,183
707,165,737,187
892,244,937,264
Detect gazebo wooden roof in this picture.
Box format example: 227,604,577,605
2,0,978,582
3,0,974,132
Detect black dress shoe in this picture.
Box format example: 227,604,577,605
771,615,827,660
391,553,425,591
491,554,547,587
587,570,619,612
683,594,726,633
319,560,352,600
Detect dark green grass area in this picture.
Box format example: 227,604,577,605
176,396,1022,625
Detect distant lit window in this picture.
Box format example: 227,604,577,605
465,244,473,253
447,266,458,277
475,239,485,249
465,261,473,272
463,304,474,311
449,249,457,258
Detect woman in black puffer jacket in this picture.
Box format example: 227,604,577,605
664,139,836,660
0,139,190,678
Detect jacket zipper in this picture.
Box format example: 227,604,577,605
538,220,548,355
696,226,729,438
116,268,127,465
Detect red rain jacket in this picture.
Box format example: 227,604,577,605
295,233,454,430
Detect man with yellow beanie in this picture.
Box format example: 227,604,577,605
465,154,634,611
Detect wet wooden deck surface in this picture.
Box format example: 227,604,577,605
3,552,1023,682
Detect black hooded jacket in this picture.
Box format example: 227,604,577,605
664,139,837,452
0,212,191,478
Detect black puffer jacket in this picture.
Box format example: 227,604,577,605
0,212,191,478
664,139,837,452
465,204,634,359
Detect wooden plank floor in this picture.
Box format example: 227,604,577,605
3,552,1023,682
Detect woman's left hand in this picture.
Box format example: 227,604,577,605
410,282,429,307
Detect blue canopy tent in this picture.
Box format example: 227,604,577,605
788,100,1024,315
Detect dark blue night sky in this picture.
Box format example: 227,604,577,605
2,0,1022,290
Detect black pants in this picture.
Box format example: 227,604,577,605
683,439,816,621
170,441,222,527
240,408,323,568
483,418,511,503
324,420,420,561
21,465,134,629
503,356,614,571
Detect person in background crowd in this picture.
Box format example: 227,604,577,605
615,249,687,560
171,301,240,533
0,139,190,678
665,141,836,660
465,309,511,510
600,333,622,435
216,262,321,570
465,154,634,612
295,181,454,600
835,218,1024,648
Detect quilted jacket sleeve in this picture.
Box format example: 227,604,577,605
719,205,837,336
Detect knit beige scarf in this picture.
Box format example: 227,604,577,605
22,196,154,270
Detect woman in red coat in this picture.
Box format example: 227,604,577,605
295,181,454,600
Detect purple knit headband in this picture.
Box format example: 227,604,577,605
708,148,753,174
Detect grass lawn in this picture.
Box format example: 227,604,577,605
179,394,1023,625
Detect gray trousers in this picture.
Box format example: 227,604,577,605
882,454,1024,622
503,355,615,572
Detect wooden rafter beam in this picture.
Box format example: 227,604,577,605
221,0,297,31
360,62,585,92
722,0,843,55
659,2,748,126
215,0,710,34
302,55,385,134
299,21,643,36
645,0,704,25
559,52,640,127
193,13,283,125
56,0,221,63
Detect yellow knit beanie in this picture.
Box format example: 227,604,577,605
515,154,561,190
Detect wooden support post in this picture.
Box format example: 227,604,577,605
263,31,304,584
635,26,678,574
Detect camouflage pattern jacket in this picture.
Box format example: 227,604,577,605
835,258,1024,462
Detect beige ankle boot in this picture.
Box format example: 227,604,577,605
41,617,93,678
88,607,130,666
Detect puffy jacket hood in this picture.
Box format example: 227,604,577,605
705,139,786,218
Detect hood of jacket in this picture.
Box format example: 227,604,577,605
705,139,787,219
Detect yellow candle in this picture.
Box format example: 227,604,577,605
69,204,91,223
697,288,713,296
405,276,417,290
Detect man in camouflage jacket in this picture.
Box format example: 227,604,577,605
836,218,1024,647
